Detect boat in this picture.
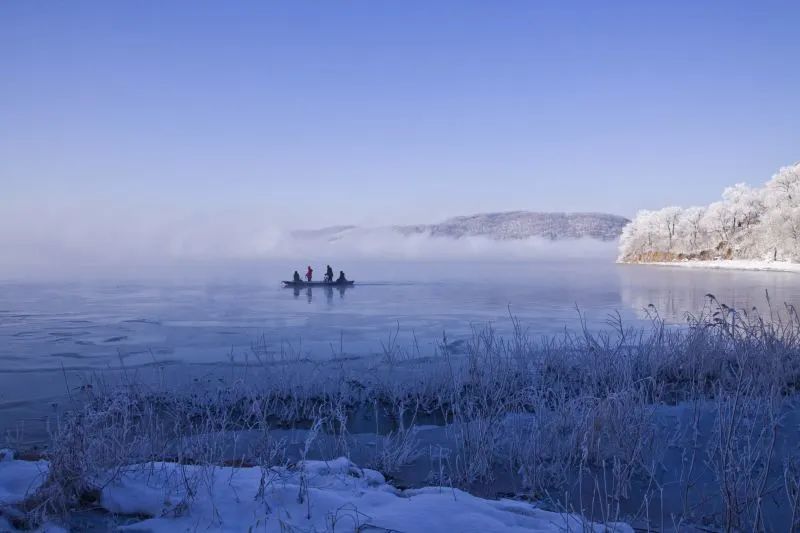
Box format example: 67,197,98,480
282,280,355,287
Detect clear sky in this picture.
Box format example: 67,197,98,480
2,1,799,231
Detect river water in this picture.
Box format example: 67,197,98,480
1,258,799,441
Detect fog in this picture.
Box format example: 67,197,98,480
0,209,617,281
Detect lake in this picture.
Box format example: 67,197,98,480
1,258,799,442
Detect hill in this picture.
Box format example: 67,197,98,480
292,212,630,242
397,211,629,241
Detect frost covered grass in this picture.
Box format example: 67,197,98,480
3,297,800,531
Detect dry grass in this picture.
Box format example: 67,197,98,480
5,296,800,531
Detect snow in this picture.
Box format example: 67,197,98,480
0,449,47,506
640,259,800,273
0,454,632,532
0,450,62,533
398,212,629,241
105,458,631,532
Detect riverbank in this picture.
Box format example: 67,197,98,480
3,304,800,531
0,453,630,532
627,259,800,273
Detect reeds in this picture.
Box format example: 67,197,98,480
7,296,800,530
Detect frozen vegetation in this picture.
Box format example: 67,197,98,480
3,298,800,531
619,162,800,265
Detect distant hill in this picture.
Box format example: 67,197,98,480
290,225,357,240
293,212,630,242
397,212,629,241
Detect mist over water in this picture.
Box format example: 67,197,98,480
2,256,799,440
0,205,618,281
2,258,798,372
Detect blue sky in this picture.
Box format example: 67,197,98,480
2,1,799,230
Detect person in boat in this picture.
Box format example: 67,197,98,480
293,270,301,283
306,266,313,282
336,270,348,283
325,265,334,283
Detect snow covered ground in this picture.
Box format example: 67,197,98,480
0,449,60,532
639,259,800,273
0,450,47,506
0,453,630,532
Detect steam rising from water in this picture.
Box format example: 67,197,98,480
0,210,616,279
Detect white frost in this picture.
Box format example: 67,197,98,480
618,162,800,263
637,259,800,273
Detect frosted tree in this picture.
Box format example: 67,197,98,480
618,162,800,263
678,206,707,252
656,206,683,251
761,164,800,260
721,183,763,231
618,210,661,260
701,201,735,246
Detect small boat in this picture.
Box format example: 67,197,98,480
282,280,355,287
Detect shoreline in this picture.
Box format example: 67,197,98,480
622,259,800,274
0,452,632,532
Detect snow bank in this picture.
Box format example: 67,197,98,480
0,450,64,532
0,454,632,532
0,449,47,506
639,259,800,273
104,458,630,532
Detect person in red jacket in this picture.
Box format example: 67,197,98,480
306,266,313,282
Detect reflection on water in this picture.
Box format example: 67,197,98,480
292,285,350,303
2,261,799,377
617,264,797,324
2,259,800,438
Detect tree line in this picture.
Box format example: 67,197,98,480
618,162,800,263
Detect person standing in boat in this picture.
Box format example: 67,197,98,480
325,265,334,283
336,270,348,283
293,271,301,283
306,265,313,282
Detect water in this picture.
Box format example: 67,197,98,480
2,259,799,441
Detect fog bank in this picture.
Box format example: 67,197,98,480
0,210,617,280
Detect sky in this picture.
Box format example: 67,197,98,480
1,1,799,273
